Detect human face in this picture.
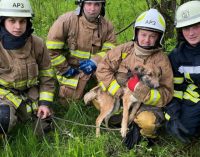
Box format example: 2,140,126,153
4,17,27,37
83,2,102,22
137,29,159,47
182,23,200,47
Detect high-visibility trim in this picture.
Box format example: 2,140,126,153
26,101,38,113
99,82,106,91
96,51,106,58
173,77,184,84
121,52,127,59
178,66,200,74
39,91,54,102
184,72,193,83
101,42,115,51
0,77,38,89
70,50,91,59
145,89,161,106
165,113,170,120
0,88,22,108
51,55,66,67
108,80,120,96
183,92,200,103
56,75,78,88
173,90,183,99
39,68,55,78
46,41,65,49
186,84,199,98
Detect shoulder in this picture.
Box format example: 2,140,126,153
100,16,114,27
31,35,45,48
55,11,78,23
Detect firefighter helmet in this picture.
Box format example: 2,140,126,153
133,9,166,46
75,0,106,16
0,0,33,18
175,1,200,28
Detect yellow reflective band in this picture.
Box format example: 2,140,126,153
57,75,78,88
159,15,166,29
145,89,161,106
173,90,183,99
51,55,66,67
0,88,22,108
184,72,194,83
39,92,54,102
26,101,38,113
136,12,146,22
39,68,55,78
173,77,184,84
96,51,106,58
121,52,127,59
102,43,115,51
108,80,120,96
99,82,106,91
46,41,65,49
70,50,90,59
164,113,170,120
183,92,200,103
186,84,199,98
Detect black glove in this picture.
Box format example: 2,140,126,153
63,67,79,78
122,122,141,150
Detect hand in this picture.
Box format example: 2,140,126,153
63,67,79,77
123,122,141,150
79,59,97,75
37,105,51,119
127,75,139,91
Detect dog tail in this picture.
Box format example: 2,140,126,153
83,86,99,104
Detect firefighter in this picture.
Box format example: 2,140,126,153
46,0,116,103
95,9,173,149
165,1,200,143
0,0,55,136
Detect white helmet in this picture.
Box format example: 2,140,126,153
133,9,166,45
175,1,200,28
0,0,33,18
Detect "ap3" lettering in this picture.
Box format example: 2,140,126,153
13,3,24,8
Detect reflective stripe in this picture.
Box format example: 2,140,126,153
39,92,54,102
102,42,115,51
96,51,106,58
0,77,38,89
121,52,127,59
178,66,200,74
26,101,38,113
165,113,170,120
57,75,78,88
173,90,183,99
39,68,55,78
99,82,106,91
183,92,200,103
0,88,22,108
108,80,120,96
51,55,66,66
70,50,90,59
186,84,199,98
173,77,184,84
184,72,193,83
145,89,161,106
46,41,65,49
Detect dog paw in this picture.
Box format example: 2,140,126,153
83,91,97,104
120,127,128,138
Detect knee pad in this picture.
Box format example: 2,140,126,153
134,111,156,138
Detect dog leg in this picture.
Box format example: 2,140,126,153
83,86,99,104
128,101,141,124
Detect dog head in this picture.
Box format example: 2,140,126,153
133,64,162,89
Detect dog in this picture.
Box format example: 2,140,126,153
84,64,162,137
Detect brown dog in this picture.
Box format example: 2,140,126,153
84,64,162,137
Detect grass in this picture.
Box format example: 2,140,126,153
1,0,200,156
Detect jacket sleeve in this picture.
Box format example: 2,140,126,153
96,45,123,96
133,53,174,107
35,36,55,106
46,13,71,75
91,20,116,65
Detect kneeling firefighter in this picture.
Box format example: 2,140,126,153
0,0,55,136
95,9,173,149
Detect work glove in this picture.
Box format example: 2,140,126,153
63,67,79,78
127,75,139,92
79,59,97,75
123,122,141,150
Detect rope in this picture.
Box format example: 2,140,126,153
115,20,135,36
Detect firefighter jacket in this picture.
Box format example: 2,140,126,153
168,42,200,105
96,41,173,107
46,11,116,89
0,35,55,110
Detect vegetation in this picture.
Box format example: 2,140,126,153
1,0,200,157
